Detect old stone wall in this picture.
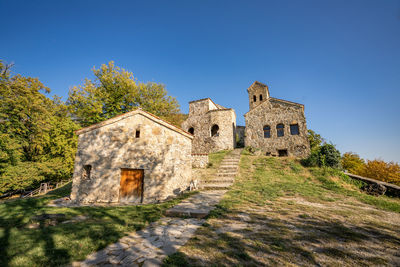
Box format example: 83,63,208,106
244,98,310,157
182,98,236,154
191,154,209,168
70,112,192,204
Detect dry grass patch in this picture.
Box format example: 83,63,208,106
164,154,400,266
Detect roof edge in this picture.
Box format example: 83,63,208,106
75,109,194,139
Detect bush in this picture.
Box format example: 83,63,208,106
301,144,341,169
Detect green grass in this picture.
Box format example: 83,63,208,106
164,153,400,266
207,149,231,169
217,155,400,213
0,182,193,267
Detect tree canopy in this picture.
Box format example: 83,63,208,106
0,61,78,194
67,61,180,127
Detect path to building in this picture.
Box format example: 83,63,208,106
75,149,242,267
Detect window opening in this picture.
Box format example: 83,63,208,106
263,125,271,138
278,149,288,157
290,124,299,135
211,124,219,137
277,124,284,137
253,95,257,102
188,127,194,135
260,94,263,101
82,165,92,180
135,130,140,138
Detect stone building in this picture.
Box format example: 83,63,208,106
70,109,193,204
244,81,310,157
181,98,236,154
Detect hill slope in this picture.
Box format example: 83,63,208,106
165,153,400,266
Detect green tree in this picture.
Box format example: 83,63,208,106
307,129,324,151
0,61,78,194
67,61,180,127
342,152,365,174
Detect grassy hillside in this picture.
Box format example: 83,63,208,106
165,153,400,266
0,183,192,267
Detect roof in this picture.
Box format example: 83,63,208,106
75,108,194,139
244,97,304,116
246,81,269,92
188,98,219,108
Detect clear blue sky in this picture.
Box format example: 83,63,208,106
1,0,399,162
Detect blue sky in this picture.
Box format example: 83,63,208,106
1,0,400,162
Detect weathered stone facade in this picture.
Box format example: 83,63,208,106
244,81,310,157
70,109,193,204
181,98,236,154
191,154,209,168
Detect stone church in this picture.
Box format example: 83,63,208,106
244,81,310,157
70,109,193,204
183,81,310,157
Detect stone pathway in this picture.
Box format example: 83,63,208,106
75,149,242,266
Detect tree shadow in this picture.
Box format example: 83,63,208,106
162,205,400,266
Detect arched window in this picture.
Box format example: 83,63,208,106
188,127,194,135
211,124,219,137
276,124,284,137
253,95,257,102
290,124,299,135
263,125,271,138
260,94,263,101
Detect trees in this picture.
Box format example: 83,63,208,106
67,61,180,127
342,152,365,174
0,62,78,194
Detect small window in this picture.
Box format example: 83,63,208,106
290,124,299,135
277,124,284,137
260,94,263,101
253,95,257,102
211,124,219,137
135,130,140,138
278,149,288,157
188,127,194,135
263,125,271,138
82,165,92,180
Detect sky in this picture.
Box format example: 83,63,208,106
1,0,400,162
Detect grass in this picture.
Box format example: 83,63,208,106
192,150,232,182
0,182,193,267
164,154,400,266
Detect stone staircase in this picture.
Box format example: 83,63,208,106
201,149,242,190
165,149,242,219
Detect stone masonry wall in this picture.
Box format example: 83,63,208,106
70,113,192,204
244,98,310,157
191,154,209,168
182,99,236,154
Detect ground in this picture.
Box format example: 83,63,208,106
0,184,193,266
164,152,400,266
1,151,399,266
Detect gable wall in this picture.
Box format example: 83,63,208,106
244,99,310,157
70,113,192,204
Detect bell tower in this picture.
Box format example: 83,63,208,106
247,81,270,110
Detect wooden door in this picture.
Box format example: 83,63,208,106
119,169,144,203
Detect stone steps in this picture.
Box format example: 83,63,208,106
201,149,242,191
202,183,233,190
203,179,235,183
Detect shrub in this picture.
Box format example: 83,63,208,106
319,144,341,168
301,144,341,169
